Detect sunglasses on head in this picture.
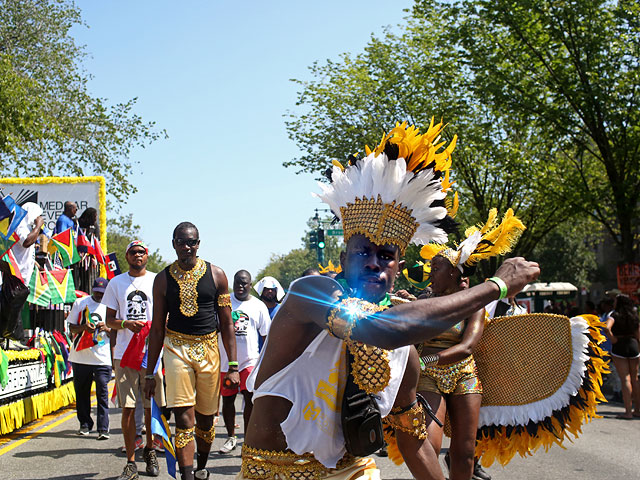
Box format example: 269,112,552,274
174,238,200,247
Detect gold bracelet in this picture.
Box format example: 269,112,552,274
326,297,387,340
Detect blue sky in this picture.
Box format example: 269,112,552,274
73,0,413,281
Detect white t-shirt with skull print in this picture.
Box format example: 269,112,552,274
101,271,156,360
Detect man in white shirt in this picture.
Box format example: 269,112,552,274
218,270,271,454
12,202,44,285
103,240,164,480
67,277,112,439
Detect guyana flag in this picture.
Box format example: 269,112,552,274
0,231,20,258
27,269,51,306
51,228,80,267
46,268,77,304
1,249,24,283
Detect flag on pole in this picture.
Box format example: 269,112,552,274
27,269,50,306
2,250,24,283
105,252,121,279
0,231,20,258
92,236,106,265
151,399,177,478
46,268,77,304
0,196,27,240
51,228,80,267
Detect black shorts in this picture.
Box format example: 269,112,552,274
612,337,640,358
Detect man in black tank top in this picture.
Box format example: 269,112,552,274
145,222,239,480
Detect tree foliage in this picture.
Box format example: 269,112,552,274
438,0,640,262
256,216,343,289
285,6,574,277
286,0,638,277
0,0,165,201
107,214,168,274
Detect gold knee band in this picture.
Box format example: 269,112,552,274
175,427,195,448
385,401,428,439
195,424,215,444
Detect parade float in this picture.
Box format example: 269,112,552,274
0,176,109,435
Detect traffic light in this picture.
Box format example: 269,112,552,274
317,228,326,249
309,230,318,249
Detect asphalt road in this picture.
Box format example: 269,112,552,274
1,387,638,480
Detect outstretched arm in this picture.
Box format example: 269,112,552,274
288,257,539,350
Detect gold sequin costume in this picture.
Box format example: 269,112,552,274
417,321,483,396
169,258,207,317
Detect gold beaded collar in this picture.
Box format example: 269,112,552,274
169,258,207,317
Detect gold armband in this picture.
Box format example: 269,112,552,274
195,424,215,444
217,293,231,308
326,297,387,340
385,400,428,439
175,426,195,448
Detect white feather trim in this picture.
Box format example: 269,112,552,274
478,316,590,428
313,152,449,244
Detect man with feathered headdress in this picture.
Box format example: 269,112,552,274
239,121,540,479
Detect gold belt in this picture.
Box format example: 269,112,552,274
421,355,477,394
241,445,356,480
165,328,218,362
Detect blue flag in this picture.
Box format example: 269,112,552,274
150,399,177,478
0,196,27,240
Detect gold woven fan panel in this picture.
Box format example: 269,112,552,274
474,314,573,407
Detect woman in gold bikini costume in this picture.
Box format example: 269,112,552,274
417,209,525,480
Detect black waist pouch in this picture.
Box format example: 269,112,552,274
341,349,384,457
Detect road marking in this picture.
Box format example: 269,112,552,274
0,382,115,456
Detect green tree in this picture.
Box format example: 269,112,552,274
0,0,165,201
256,216,344,289
285,10,574,275
107,214,168,274
440,0,640,262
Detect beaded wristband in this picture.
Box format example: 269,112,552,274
487,276,508,300
144,374,155,380
120,319,126,329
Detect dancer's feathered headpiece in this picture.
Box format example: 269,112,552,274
315,120,458,254
420,208,526,273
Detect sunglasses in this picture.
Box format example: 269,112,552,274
128,249,147,256
174,238,200,247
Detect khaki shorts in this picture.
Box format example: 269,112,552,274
114,359,165,409
163,329,220,415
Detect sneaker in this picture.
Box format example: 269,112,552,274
116,462,139,480
219,436,237,454
120,435,144,453
143,447,160,477
473,459,492,480
194,469,210,480
152,437,165,453
77,427,90,436
97,431,110,440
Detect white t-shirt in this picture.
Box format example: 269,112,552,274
66,295,111,366
101,271,156,360
12,219,36,284
219,293,271,371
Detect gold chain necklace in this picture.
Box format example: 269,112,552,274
169,258,207,317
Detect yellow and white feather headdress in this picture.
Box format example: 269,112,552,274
420,208,526,272
315,120,458,254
